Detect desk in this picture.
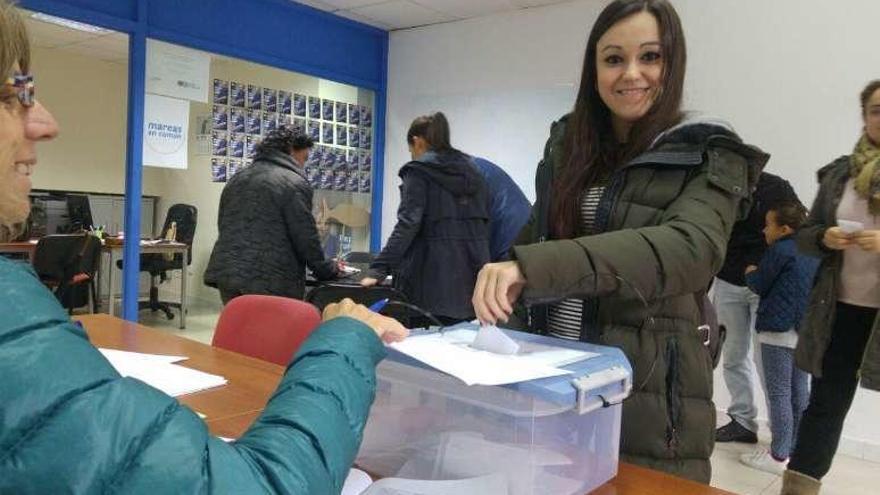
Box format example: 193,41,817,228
0,240,38,263
77,314,734,495
103,241,189,329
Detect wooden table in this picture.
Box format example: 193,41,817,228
0,240,38,263
78,314,280,436
77,314,734,495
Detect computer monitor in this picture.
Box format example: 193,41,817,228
66,194,94,232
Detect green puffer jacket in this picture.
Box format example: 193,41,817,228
513,115,767,483
0,256,384,494
794,156,880,390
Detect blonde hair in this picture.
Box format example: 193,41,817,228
0,1,29,78
0,1,30,240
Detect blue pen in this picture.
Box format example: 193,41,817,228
368,298,389,312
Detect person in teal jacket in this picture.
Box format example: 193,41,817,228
0,3,408,493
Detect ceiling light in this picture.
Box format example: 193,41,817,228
30,12,112,34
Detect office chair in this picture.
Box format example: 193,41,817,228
304,283,440,329
212,295,322,366
117,203,197,320
33,233,102,313
65,194,94,233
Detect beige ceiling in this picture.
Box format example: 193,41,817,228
294,0,575,30
23,10,128,66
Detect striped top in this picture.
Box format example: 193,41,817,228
547,186,605,341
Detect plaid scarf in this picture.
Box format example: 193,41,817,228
850,133,880,216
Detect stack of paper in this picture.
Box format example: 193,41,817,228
388,329,598,386
99,348,228,397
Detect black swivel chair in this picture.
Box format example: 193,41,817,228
304,283,441,329
117,203,197,320
33,233,102,313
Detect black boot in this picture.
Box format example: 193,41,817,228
715,419,758,443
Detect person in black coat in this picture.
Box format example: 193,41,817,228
361,112,490,324
204,127,338,303
714,171,802,444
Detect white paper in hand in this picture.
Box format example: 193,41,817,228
471,325,520,355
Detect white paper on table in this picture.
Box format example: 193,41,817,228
99,348,187,365
363,473,508,495
342,468,373,495
389,330,572,386
99,348,227,397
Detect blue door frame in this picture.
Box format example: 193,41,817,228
21,0,388,322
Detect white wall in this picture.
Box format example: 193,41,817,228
384,0,880,459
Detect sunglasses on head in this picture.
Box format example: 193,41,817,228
3,74,34,108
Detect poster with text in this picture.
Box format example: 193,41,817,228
348,103,360,125
246,84,262,110
335,102,348,123
359,149,372,171
263,88,277,113
212,105,228,131
230,107,246,133
361,106,372,127
262,112,278,135
246,110,261,135
322,99,334,121
335,124,347,147
322,122,334,144
213,79,228,105
212,131,228,156
308,96,321,119
146,39,210,103
211,158,227,183
349,126,360,149
229,133,245,158
307,120,320,141
143,93,189,169
294,93,307,117
361,128,372,149
246,135,259,159
278,114,292,129
279,90,292,114
228,160,241,178
230,81,245,107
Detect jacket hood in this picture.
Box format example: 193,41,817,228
648,113,770,172
400,149,484,196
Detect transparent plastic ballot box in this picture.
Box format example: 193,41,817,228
356,322,633,495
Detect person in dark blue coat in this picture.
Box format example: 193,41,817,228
362,112,491,324
739,202,819,476
470,157,532,261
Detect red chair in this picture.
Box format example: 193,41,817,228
212,295,322,366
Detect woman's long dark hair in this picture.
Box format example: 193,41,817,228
407,112,455,152
550,0,686,239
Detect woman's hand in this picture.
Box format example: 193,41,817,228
853,230,880,253
360,277,379,287
472,261,527,325
322,298,409,343
823,227,855,250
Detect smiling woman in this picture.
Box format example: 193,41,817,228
472,0,769,483
0,1,58,239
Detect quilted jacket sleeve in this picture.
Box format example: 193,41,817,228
0,259,384,495
284,182,339,281
745,243,787,298
513,146,753,302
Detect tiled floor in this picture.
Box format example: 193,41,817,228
136,302,879,495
